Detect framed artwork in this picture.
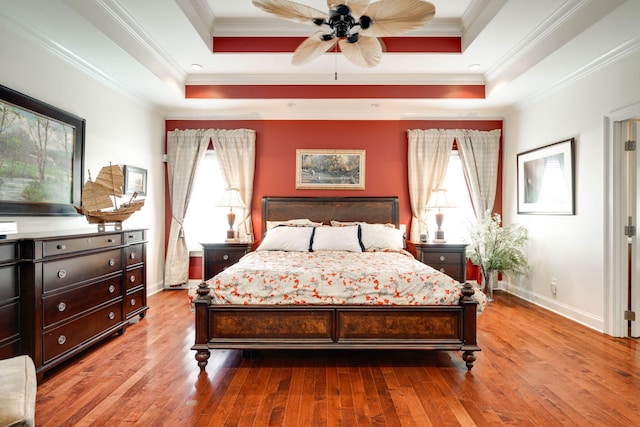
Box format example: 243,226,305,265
123,165,147,197
296,149,365,190
0,84,85,216
517,138,575,215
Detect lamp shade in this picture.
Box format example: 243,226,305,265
426,188,455,209
218,188,245,209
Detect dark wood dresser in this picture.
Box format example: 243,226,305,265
0,229,148,380
0,240,20,359
416,243,467,283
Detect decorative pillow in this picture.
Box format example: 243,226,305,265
331,220,395,228
266,219,322,230
256,226,314,251
359,223,404,251
311,225,363,252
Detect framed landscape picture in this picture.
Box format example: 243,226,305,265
296,149,365,190
517,138,575,215
0,84,85,216
123,165,147,197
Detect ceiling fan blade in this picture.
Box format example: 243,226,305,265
252,0,328,25
327,0,370,17
292,31,338,65
338,36,382,68
361,0,435,37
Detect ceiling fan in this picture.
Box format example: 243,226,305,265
252,0,436,67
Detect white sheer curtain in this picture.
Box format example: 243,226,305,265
455,129,501,217
164,129,213,287
407,129,456,242
211,129,256,241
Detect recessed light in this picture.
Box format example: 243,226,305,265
287,102,296,107
468,64,480,71
370,103,380,108
191,64,203,70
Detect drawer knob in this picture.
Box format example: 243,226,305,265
128,234,134,239
57,302,66,312
108,311,115,320
222,254,229,261
57,269,67,279
130,298,136,306
108,238,115,243
108,284,116,293
439,255,445,261
130,275,136,283
109,258,116,266
439,268,445,273
56,244,66,250
130,252,136,260
57,335,66,345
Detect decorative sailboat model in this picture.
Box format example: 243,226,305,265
74,163,144,231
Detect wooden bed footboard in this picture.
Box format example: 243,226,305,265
192,281,480,371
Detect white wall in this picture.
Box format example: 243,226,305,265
0,22,165,294
502,48,640,331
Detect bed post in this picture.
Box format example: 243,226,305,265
460,282,481,370
192,281,212,371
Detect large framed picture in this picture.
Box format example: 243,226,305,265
0,85,85,216
296,149,365,190
517,138,575,215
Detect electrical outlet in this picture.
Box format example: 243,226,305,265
550,278,558,295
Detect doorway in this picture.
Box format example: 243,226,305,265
605,104,640,338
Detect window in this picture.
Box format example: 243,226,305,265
183,150,229,252
424,151,476,243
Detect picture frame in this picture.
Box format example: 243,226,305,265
123,165,147,197
517,138,575,215
296,149,365,190
0,84,85,216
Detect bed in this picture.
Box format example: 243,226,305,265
192,196,484,371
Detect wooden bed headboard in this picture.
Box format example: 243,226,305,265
261,196,400,238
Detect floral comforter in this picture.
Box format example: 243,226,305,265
193,250,486,315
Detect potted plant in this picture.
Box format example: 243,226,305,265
466,210,529,300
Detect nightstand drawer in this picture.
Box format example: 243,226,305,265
201,243,251,280
422,251,464,266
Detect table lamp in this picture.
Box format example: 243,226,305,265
218,188,245,241
426,188,455,243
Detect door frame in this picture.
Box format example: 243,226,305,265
604,102,640,337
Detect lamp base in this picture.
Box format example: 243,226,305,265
432,238,447,244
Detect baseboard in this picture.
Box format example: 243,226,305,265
501,282,604,332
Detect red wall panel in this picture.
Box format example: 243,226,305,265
165,119,502,280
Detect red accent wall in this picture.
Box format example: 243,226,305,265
165,119,503,280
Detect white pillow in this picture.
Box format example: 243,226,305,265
266,219,322,230
311,225,362,252
256,226,313,251
360,223,404,251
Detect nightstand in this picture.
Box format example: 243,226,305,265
416,243,467,283
200,242,251,281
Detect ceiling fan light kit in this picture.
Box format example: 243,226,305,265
252,0,435,67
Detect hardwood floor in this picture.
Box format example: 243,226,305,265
35,290,640,426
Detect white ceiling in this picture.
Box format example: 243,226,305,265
1,0,637,119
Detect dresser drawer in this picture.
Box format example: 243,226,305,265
0,301,20,342
124,289,145,318
43,276,122,327
43,234,122,257
0,242,17,263
0,264,18,301
421,251,464,266
43,301,123,363
125,244,144,266
124,230,145,243
43,248,123,292
125,266,144,291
